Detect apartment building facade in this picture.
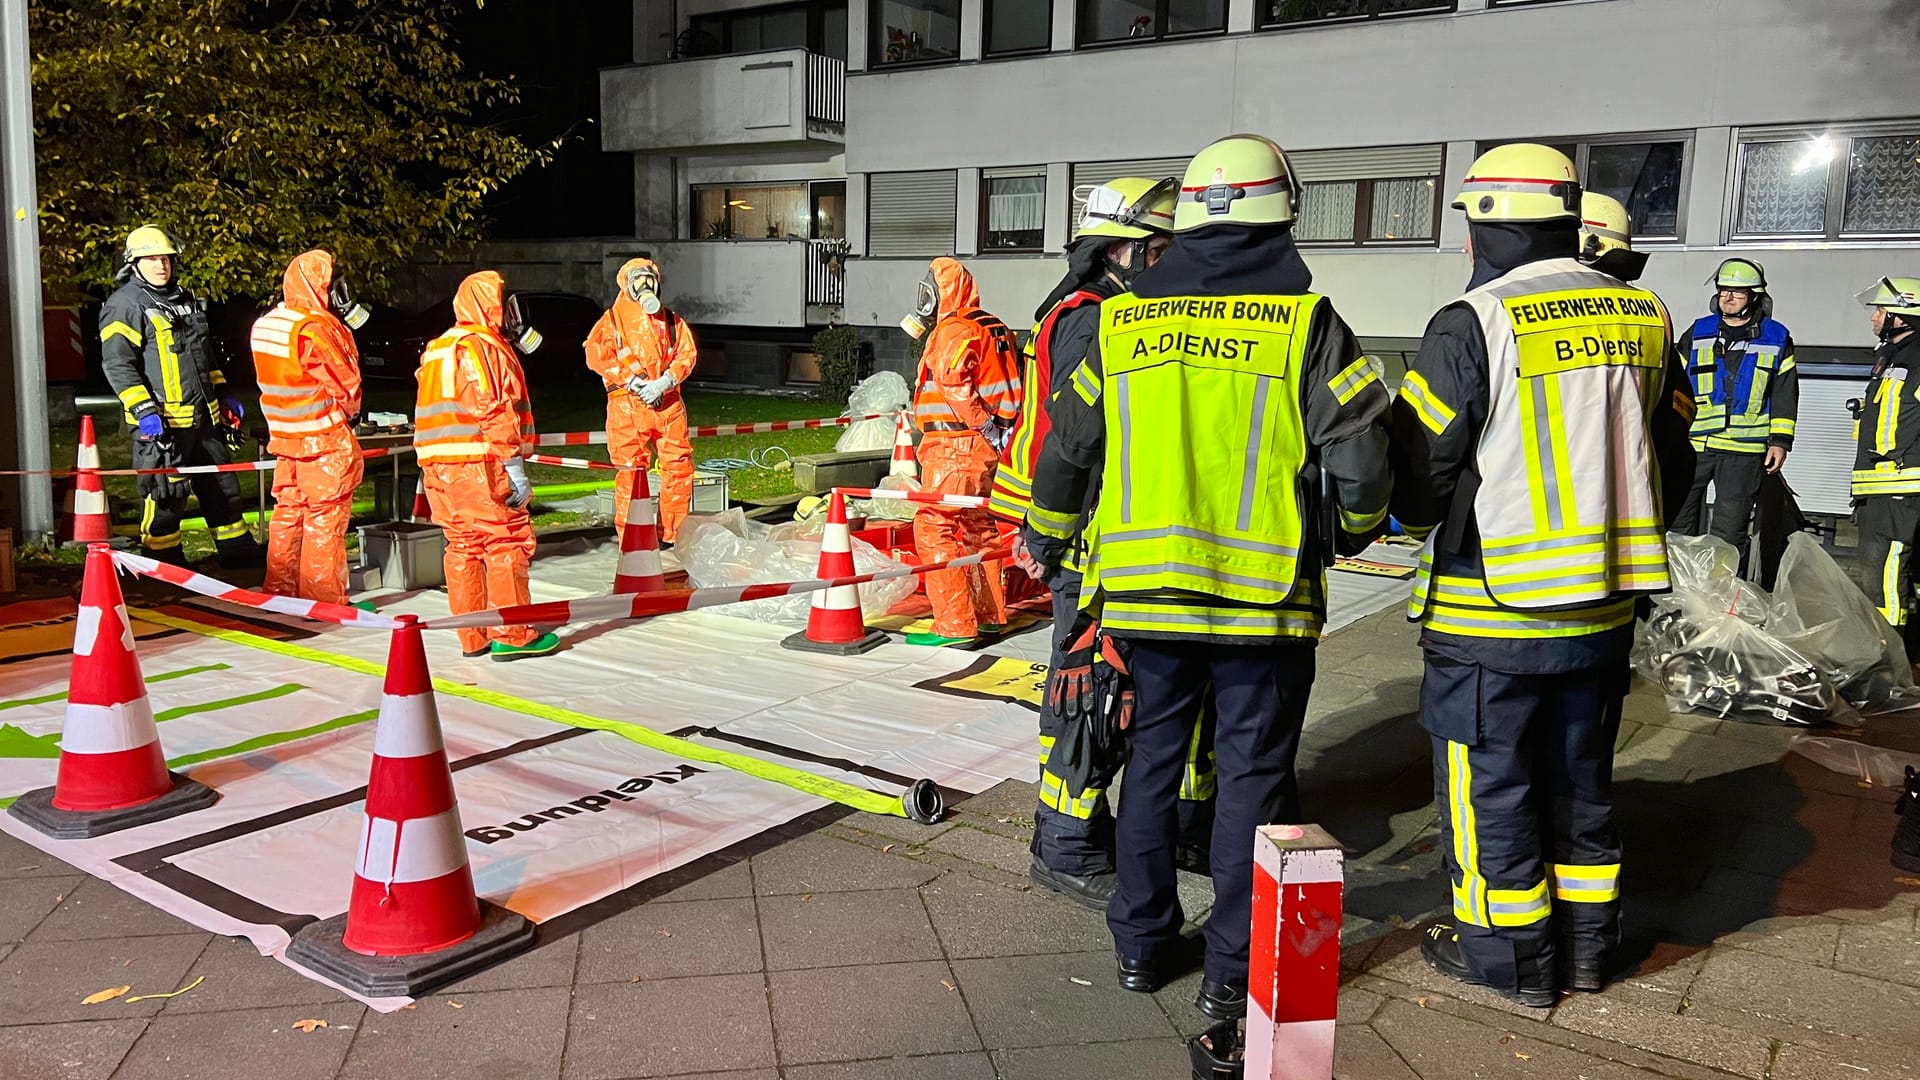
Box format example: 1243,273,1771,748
606,0,1920,511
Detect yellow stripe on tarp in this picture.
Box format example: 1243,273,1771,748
127,606,913,818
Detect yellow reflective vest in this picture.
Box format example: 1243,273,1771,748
1079,293,1323,641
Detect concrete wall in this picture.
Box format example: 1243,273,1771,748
601,48,843,154
834,0,1920,348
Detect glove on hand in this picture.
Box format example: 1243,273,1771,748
638,374,676,407
135,412,165,439
503,457,534,510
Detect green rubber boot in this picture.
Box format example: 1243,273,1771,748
490,632,562,662
905,632,978,647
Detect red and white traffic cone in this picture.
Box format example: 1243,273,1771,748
409,485,432,524
285,616,532,997
613,467,666,594
890,412,918,480
782,491,888,655
71,415,110,544
7,545,218,839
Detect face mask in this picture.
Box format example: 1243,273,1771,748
901,273,938,340
329,277,372,330
623,266,663,314
503,294,543,355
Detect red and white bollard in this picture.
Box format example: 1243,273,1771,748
1243,823,1344,1080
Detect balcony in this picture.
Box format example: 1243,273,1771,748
600,48,845,155
633,239,845,328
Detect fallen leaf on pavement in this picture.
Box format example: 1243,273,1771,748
447,1001,464,1009
628,977,641,984
1499,1035,1513,1045
658,930,672,939
401,1004,417,1010
1515,1052,1531,1061
292,1019,328,1033
800,894,812,902
940,980,957,992
883,844,895,853
1069,977,1092,986
1415,997,1429,1008
1894,876,1920,888
126,975,206,1002
81,986,131,1005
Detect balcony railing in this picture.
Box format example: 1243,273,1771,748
600,48,846,154
807,239,849,306
807,54,846,128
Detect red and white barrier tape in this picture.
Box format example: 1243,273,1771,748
109,544,1011,635
524,454,625,472
836,488,990,509
110,550,405,630
3,446,410,480
532,413,898,448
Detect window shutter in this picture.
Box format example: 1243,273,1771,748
1290,145,1444,182
866,171,958,257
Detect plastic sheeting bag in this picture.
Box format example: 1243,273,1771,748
1666,533,1769,625
835,371,911,453
678,508,916,626
1768,532,1920,716
1633,591,1859,727
1789,734,1920,788
850,474,920,522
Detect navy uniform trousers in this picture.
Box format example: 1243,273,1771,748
1422,653,1629,991
1108,639,1313,987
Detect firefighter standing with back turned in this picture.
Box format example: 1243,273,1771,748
99,225,264,567
1672,258,1798,570
251,249,368,604
1021,134,1393,1019
1848,276,1920,646
1391,144,1695,1006
584,258,699,545
903,256,1023,647
994,177,1217,908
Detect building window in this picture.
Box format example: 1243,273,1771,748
1295,177,1438,244
1288,144,1443,246
1078,0,1228,46
812,181,847,239
868,171,960,256
986,0,1051,55
1734,126,1920,239
981,171,1047,252
692,184,812,240
871,0,961,65
686,2,848,60
1259,0,1454,29
1477,136,1688,240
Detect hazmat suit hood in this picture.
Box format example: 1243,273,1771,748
929,257,981,323
1466,219,1579,291
612,257,665,321
454,271,507,331
283,250,335,313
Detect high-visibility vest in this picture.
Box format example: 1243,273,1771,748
1413,258,1671,618
414,328,532,464
988,290,1102,524
250,304,354,455
1078,291,1321,640
914,311,1024,433
1686,315,1793,453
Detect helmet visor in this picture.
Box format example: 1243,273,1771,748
1856,278,1919,310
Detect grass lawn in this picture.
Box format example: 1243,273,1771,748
29,383,848,566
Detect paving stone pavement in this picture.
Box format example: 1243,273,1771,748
4,609,1919,1079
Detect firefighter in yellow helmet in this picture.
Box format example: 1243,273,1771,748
1575,192,1650,284
1391,144,1695,1005
997,177,1215,909
1671,257,1798,572
1849,276,1920,643
98,225,263,567
1020,135,1392,1019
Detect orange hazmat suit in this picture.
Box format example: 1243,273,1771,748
912,258,1017,640
584,258,699,544
252,249,364,605
414,271,540,655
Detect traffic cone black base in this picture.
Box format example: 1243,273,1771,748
286,900,535,999
8,772,218,840
781,626,890,656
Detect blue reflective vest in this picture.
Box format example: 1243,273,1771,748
1686,315,1791,451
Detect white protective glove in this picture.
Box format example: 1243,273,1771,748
979,420,1011,455
503,456,534,510
624,374,649,398
638,374,676,407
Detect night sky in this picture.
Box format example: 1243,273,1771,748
460,0,635,239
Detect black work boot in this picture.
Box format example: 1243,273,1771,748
1562,948,1607,993
1895,766,1920,875
1420,924,1557,1008
1029,854,1117,910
